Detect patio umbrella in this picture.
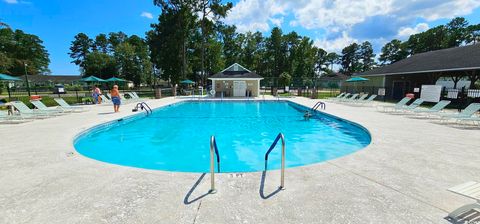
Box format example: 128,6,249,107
80,76,106,82
180,79,195,84
0,73,22,81
0,73,22,100
346,76,369,82
105,77,127,83
346,76,369,93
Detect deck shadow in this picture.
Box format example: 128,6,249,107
183,173,210,205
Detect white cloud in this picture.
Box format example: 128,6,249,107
225,0,480,34
4,0,18,3
224,0,290,32
140,12,154,19
397,23,429,38
314,32,358,53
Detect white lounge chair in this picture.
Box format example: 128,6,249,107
377,97,411,112
437,103,480,123
100,95,112,104
448,181,480,219
339,93,359,103
30,100,66,115
0,110,31,124
10,101,53,118
54,98,88,112
343,94,368,104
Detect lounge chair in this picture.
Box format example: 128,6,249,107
100,95,112,104
126,92,141,102
30,100,66,115
447,181,480,220
132,92,142,99
0,110,31,124
399,98,425,112
377,97,412,112
330,93,351,102
343,94,368,104
353,94,377,106
54,98,88,112
339,93,359,103
409,100,451,117
437,103,480,123
10,101,53,118
328,92,345,100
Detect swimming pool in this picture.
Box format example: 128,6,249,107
74,101,371,172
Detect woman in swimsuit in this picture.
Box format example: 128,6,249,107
110,85,121,112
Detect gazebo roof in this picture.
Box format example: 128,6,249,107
209,63,263,79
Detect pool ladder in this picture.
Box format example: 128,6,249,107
209,133,285,193
312,101,326,111
265,133,286,190
132,102,152,115
209,136,221,194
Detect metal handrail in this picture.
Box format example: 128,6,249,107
209,136,221,193
264,133,286,190
133,102,152,115
312,101,326,111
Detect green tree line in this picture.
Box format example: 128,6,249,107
0,22,50,76
69,32,153,85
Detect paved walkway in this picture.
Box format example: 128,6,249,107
1,97,479,224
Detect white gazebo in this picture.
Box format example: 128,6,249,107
208,63,263,97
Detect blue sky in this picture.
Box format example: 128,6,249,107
2,0,480,75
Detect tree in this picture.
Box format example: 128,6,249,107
94,34,109,53
219,24,241,66
466,24,480,44
69,33,93,71
265,27,286,82
0,28,50,75
358,41,375,72
278,72,291,88
445,17,468,47
196,0,232,85
325,52,339,72
340,43,361,75
379,39,408,64
83,51,117,78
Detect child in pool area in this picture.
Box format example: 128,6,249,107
304,110,312,121
110,85,121,112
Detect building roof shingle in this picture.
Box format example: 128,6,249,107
360,44,480,77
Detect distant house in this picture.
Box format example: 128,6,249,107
209,63,263,97
355,44,480,100
26,75,82,86
318,73,348,88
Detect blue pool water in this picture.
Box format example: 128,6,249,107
74,101,371,172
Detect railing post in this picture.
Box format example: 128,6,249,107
209,136,217,194
280,133,285,190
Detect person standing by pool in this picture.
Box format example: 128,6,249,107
95,86,102,104
91,85,102,104
110,85,121,112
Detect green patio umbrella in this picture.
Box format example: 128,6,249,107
346,76,369,93
0,73,22,81
105,77,127,82
0,73,22,100
80,76,106,82
180,79,195,84
346,76,369,82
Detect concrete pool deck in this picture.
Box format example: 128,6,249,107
1,97,479,223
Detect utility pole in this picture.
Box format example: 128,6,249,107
24,62,31,96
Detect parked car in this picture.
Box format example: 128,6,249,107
53,84,67,94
